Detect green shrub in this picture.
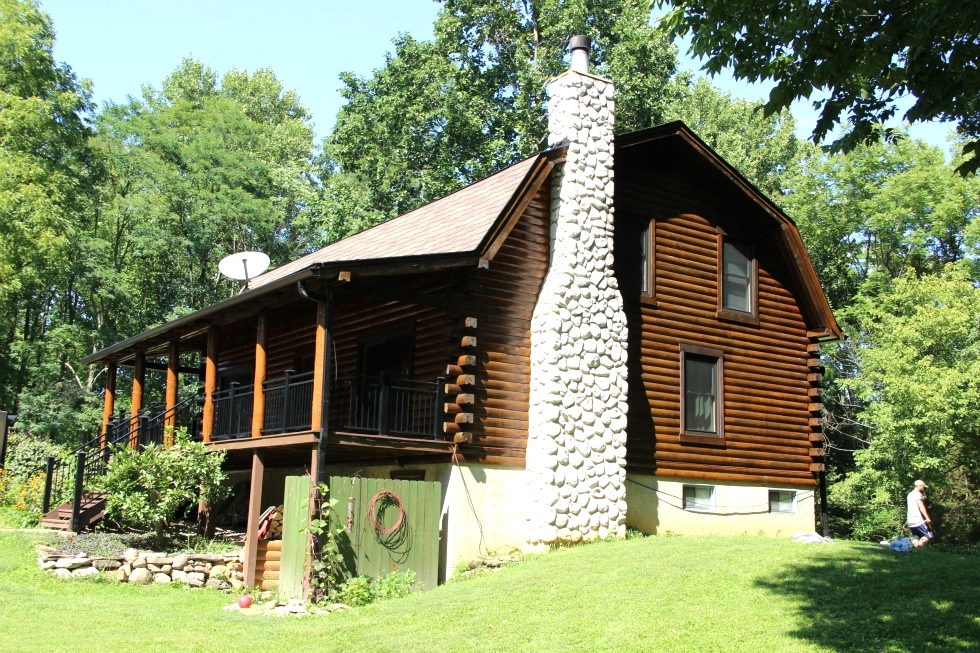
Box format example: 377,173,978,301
3,429,68,480
93,428,229,544
0,429,70,525
336,569,417,607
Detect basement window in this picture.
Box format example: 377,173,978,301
683,485,714,511
769,490,797,514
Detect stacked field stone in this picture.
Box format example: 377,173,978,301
37,546,245,590
525,66,629,549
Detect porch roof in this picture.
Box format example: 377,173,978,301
83,151,557,365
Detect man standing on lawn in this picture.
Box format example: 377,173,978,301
907,480,933,547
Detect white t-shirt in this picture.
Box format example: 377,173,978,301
907,490,926,527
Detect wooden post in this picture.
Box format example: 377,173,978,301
99,363,116,449
130,351,145,447
311,302,328,432
303,448,319,600
244,450,265,588
164,339,179,444
0,411,8,469
202,326,218,443
251,312,267,438
70,450,86,532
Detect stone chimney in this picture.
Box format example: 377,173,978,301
525,37,629,549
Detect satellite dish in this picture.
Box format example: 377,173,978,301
218,251,270,289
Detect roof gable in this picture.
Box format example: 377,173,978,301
616,121,841,339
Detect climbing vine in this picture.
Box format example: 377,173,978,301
307,482,346,603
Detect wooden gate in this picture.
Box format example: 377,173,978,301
278,475,309,599
328,476,442,591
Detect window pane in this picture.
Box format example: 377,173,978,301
640,220,651,294
769,490,795,513
684,485,713,510
685,357,716,432
723,241,752,313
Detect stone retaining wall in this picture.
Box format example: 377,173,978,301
37,545,246,591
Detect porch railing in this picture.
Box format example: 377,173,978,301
332,374,445,439
262,370,314,434
210,382,254,441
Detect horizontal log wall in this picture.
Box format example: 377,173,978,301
452,184,551,466
330,284,450,385
616,153,818,488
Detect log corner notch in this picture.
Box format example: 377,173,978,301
806,333,825,470
445,317,478,443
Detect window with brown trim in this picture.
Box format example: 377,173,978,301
679,343,725,444
716,235,759,325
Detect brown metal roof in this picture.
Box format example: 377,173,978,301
250,155,543,290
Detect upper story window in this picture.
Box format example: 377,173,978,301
717,234,758,325
640,218,655,298
722,241,753,312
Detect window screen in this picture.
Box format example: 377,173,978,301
722,240,752,313
683,485,713,511
684,356,717,433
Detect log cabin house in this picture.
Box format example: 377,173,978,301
81,38,840,585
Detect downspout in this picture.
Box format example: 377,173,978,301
297,279,332,489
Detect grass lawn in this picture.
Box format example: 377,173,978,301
2,530,979,653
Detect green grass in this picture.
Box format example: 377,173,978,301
2,530,979,652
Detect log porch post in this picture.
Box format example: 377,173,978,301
99,361,117,448
251,312,267,438
164,339,179,444
310,300,332,434
202,326,218,443
244,450,265,588
130,351,145,446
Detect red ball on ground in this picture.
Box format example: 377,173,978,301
238,595,252,609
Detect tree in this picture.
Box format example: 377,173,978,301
313,0,681,236
90,59,318,336
667,77,799,198
0,0,101,428
830,268,980,544
780,133,980,311
661,0,980,176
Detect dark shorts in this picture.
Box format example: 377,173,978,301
910,523,933,540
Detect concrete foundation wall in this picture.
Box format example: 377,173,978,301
625,473,816,537
319,461,528,580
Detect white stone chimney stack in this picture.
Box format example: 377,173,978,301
525,36,629,549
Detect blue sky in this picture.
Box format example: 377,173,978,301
41,0,954,149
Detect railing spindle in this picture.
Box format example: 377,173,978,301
282,369,293,432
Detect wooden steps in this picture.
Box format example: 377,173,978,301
39,493,106,532
255,539,281,591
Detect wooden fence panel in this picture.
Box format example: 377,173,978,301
279,475,309,599
328,476,441,592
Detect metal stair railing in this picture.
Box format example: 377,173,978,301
41,394,203,531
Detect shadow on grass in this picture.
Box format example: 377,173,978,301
757,544,980,652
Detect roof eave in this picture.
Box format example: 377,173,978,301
83,252,485,366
